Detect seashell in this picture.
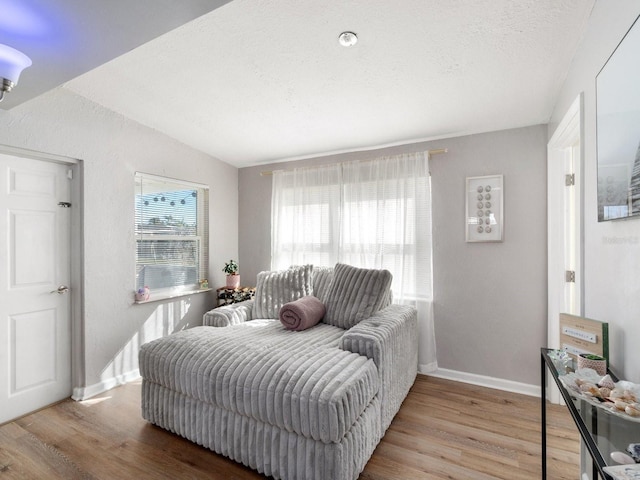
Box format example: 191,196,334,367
611,451,636,465
627,443,640,463
599,387,612,398
580,383,599,396
625,403,640,417
598,374,616,390
614,399,629,411
610,388,627,399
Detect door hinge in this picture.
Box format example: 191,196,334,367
58,202,72,208
67,169,73,180
565,173,575,186
565,270,576,283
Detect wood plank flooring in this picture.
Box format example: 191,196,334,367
0,375,578,479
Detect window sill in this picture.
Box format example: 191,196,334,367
134,288,213,305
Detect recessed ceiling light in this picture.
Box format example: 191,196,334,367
338,31,358,47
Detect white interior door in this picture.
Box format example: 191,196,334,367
0,153,72,424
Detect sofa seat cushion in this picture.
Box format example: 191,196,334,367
139,320,379,444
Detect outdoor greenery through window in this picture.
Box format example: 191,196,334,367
135,173,209,295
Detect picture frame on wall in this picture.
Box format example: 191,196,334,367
465,174,504,242
596,14,640,221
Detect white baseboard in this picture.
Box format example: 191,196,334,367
419,362,438,373
422,367,540,397
72,369,141,401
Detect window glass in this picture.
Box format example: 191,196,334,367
135,173,209,293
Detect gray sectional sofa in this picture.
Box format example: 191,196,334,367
139,264,418,480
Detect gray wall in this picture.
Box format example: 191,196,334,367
239,125,547,386
0,86,238,394
549,0,640,383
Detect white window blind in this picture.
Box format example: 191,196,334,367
135,173,209,293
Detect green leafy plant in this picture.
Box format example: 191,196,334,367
223,259,239,276
581,354,605,361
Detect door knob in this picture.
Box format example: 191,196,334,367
50,285,70,294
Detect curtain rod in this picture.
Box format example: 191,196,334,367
259,148,447,176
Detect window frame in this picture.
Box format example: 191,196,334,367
134,172,209,299
271,164,432,300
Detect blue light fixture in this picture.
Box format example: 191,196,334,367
0,44,32,102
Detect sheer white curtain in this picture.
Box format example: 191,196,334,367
271,163,343,268
271,152,437,371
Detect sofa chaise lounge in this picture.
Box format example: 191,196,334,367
139,264,418,480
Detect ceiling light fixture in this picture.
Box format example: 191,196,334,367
0,44,32,103
338,31,358,47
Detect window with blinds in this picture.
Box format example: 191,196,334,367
135,173,209,294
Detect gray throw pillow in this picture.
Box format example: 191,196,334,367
311,266,334,303
253,265,313,319
323,263,392,329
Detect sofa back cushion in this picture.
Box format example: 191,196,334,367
323,263,392,329
253,264,313,319
311,266,334,303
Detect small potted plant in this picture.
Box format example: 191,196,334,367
577,353,607,375
223,259,240,288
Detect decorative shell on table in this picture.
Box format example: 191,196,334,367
560,368,640,422
628,443,640,463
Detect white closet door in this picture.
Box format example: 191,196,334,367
0,153,72,424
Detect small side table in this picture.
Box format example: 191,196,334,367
216,286,255,307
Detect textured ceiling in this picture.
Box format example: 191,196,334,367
59,1,594,166
0,0,230,109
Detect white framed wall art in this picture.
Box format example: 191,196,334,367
465,174,504,242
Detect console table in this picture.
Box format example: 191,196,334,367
541,348,640,480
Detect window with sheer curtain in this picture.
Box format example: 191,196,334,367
271,152,437,370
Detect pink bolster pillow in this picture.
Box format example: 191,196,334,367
279,296,326,331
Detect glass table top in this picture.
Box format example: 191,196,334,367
543,348,640,475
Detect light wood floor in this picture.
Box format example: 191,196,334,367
0,375,578,479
